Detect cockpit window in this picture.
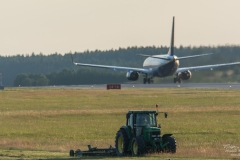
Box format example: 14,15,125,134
136,113,156,126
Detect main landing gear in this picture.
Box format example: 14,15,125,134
143,74,154,84
173,77,182,83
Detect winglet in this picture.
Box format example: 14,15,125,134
168,17,175,56
70,54,74,63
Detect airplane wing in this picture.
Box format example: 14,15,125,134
176,62,240,73
71,55,152,74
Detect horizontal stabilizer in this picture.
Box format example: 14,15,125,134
137,54,173,61
176,53,213,60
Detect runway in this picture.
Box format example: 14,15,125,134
33,83,240,89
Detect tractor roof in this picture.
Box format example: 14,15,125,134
128,110,157,114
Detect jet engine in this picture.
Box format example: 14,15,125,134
178,70,192,80
126,71,139,81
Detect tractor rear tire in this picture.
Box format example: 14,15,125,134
164,136,176,153
131,136,145,156
115,129,129,156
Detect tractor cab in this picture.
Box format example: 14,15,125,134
126,111,159,137
127,111,157,127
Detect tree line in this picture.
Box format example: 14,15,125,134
13,69,126,86
1,45,240,86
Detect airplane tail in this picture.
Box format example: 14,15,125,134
167,17,175,56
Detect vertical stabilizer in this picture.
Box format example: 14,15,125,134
167,17,175,56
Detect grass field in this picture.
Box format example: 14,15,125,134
0,87,240,160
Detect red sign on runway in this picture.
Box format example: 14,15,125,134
106,84,121,90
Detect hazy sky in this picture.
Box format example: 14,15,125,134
1,0,240,56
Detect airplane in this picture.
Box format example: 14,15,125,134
71,17,240,84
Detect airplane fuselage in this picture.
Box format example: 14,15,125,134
143,55,179,77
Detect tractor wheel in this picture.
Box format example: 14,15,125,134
115,129,129,156
164,136,176,153
69,150,74,157
131,136,145,156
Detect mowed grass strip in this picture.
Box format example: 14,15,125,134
0,88,239,159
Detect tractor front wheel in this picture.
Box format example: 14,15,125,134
164,136,177,153
131,136,145,156
115,129,129,156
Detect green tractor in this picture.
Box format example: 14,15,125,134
115,110,176,156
